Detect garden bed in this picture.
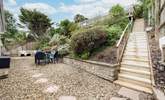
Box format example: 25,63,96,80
89,46,117,64
147,31,165,94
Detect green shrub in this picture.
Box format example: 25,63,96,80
58,43,70,56
71,27,108,55
36,37,50,49
109,4,125,17
107,25,122,45
49,34,70,45
80,51,90,60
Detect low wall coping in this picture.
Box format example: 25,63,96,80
64,56,119,68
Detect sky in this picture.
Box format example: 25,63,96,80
4,0,137,25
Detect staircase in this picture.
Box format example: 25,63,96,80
115,19,153,94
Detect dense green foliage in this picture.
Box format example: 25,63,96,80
134,0,154,19
107,25,122,45
69,4,129,59
74,14,88,23
19,8,52,40
2,10,28,48
134,4,143,18
70,27,108,57
109,4,125,17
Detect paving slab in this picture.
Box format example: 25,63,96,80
43,84,59,93
153,88,165,100
59,96,76,100
118,87,140,100
110,97,127,100
34,78,48,84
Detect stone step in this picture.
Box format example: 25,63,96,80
124,50,148,54
126,44,148,48
121,60,149,68
129,37,146,39
118,74,152,88
122,56,149,62
125,48,148,52
114,80,153,94
128,40,147,43
120,67,151,79
126,46,148,48
126,42,148,45
121,64,150,72
124,51,148,56
127,42,147,45
124,52,148,57
130,35,146,37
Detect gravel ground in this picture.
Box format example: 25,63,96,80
0,57,121,100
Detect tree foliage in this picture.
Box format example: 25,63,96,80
109,4,125,17
1,10,21,46
3,10,17,37
74,14,88,23
19,8,53,40
58,19,78,37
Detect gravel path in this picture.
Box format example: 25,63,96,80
0,57,121,100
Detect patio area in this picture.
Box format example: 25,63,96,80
0,57,122,100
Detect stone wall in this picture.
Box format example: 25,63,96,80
63,57,120,82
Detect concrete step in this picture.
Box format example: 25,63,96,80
114,80,153,94
121,60,149,67
118,73,152,88
120,67,151,79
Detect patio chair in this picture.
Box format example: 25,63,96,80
35,51,46,65
53,51,59,63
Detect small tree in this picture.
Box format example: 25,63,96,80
59,19,78,37
3,10,18,38
109,4,125,17
1,10,18,46
74,14,88,23
19,8,53,40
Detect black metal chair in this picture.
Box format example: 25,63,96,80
35,51,46,65
53,51,59,63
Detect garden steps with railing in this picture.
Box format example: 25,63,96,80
115,19,153,94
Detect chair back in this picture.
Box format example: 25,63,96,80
35,52,46,60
